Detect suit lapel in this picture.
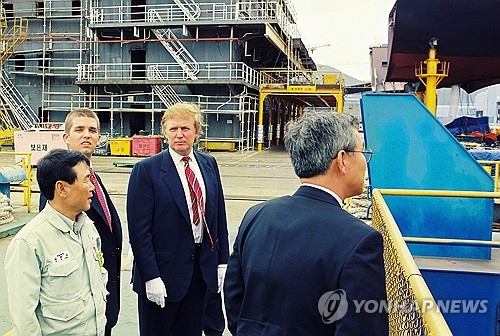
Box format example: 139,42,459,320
160,151,191,225
195,152,215,225
94,173,121,238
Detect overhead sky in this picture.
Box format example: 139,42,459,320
290,0,396,81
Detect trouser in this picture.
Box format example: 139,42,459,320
138,245,207,336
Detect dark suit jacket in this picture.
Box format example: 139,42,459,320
39,172,123,329
127,150,229,301
224,185,388,336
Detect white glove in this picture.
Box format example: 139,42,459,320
145,277,167,308
217,264,227,293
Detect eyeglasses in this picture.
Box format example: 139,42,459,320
346,149,373,163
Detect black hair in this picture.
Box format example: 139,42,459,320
37,148,90,200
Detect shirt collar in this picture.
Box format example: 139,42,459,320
301,183,344,206
46,202,86,235
169,147,194,165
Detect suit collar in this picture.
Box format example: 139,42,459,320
160,150,217,227
294,185,343,208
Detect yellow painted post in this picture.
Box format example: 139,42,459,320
495,163,499,192
26,153,32,212
415,42,449,116
257,93,267,152
334,92,344,112
425,48,439,115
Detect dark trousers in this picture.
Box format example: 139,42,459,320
105,329,112,336
138,246,207,336
203,291,225,336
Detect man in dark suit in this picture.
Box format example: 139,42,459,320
127,102,229,336
224,112,388,335
39,108,122,336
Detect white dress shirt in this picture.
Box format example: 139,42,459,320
169,147,206,243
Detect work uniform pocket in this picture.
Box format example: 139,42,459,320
41,299,84,321
46,259,80,298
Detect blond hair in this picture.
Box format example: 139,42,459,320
64,108,100,133
161,103,205,135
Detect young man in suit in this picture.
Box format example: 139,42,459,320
224,112,388,335
127,102,229,336
39,108,122,336
6,149,107,335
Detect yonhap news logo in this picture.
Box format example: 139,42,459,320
318,289,489,324
317,289,348,323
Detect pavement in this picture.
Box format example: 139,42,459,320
0,147,300,336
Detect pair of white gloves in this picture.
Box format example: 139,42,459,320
145,264,227,308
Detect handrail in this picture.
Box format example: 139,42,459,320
0,151,32,212
404,237,500,248
378,188,500,198
88,1,300,39
77,62,260,87
371,189,453,335
477,160,500,192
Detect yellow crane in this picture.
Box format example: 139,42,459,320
307,43,330,54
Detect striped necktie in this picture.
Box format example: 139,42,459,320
89,168,112,232
182,156,204,226
182,156,214,251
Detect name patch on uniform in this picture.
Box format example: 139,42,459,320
52,250,70,263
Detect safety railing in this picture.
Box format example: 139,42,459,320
371,189,453,335
259,69,343,89
88,1,299,39
69,91,258,150
0,152,33,212
478,160,500,192
77,62,259,87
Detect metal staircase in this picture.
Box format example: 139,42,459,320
147,9,199,80
0,14,28,64
0,69,38,130
147,65,182,108
0,9,36,143
173,0,201,21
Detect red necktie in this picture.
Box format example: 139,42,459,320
182,156,204,226
182,157,213,251
89,168,112,232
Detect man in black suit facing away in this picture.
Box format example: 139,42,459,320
39,108,122,336
224,112,388,335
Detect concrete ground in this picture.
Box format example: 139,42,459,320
0,147,300,336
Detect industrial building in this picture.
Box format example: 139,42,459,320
0,0,347,151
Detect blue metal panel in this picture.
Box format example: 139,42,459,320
421,269,499,336
361,93,493,259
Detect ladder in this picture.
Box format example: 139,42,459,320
0,69,39,130
173,0,201,21
147,9,199,80
148,65,182,108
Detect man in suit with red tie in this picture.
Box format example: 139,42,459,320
39,108,122,336
127,102,229,336
224,112,388,335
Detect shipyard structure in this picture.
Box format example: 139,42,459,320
0,0,343,152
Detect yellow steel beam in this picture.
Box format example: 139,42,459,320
378,188,500,198
257,92,267,152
